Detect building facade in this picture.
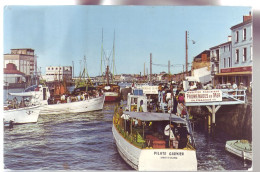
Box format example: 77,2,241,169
42,66,72,82
4,48,37,83
4,63,26,88
210,13,252,87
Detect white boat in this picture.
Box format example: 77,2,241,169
9,85,50,106
112,88,197,171
225,140,252,161
40,95,105,114
10,85,105,114
4,105,41,124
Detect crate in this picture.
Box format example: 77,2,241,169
153,140,166,148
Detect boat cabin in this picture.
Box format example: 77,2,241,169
127,89,148,112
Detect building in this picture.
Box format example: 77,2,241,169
210,39,232,85
4,63,26,88
42,66,72,82
210,13,252,87
187,50,211,84
4,48,37,83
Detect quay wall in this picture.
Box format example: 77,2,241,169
188,103,252,140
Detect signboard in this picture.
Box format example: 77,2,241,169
221,66,252,73
142,86,158,94
185,89,222,102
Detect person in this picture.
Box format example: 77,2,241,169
232,82,238,90
139,100,144,112
19,99,25,108
164,123,177,148
12,97,18,109
189,82,197,90
177,124,190,149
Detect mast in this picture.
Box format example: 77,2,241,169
150,53,152,84
112,30,115,84
185,31,188,77
101,29,104,83
106,65,110,85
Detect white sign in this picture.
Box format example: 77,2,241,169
185,90,222,102
142,86,158,94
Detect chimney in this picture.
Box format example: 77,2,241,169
228,35,232,41
243,11,252,22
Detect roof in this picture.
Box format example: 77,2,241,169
4,63,25,75
123,111,187,123
209,41,231,50
193,50,210,60
230,19,252,30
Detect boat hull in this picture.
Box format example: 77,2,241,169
112,124,197,171
225,140,252,161
40,95,105,114
4,105,41,124
104,92,120,102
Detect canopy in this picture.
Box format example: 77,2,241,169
9,92,34,97
123,111,187,124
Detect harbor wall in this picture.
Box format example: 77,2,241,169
188,103,252,140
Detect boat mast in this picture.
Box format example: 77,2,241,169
106,65,110,85
101,29,104,84
112,30,115,84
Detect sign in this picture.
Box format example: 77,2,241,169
185,90,222,102
142,86,158,94
221,66,252,73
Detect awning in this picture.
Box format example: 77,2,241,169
123,111,187,123
215,71,252,76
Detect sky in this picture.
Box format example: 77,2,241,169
3,5,251,77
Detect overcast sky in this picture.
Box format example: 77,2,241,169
3,6,251,77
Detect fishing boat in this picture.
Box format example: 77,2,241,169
97,30,121,102
112,88,197,171
9,84,105,114
40,94,105,114
225,140,252,161
4,95,41,124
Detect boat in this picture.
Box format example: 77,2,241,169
112,87,197,171
3,95,41,124
40,94,105,114
9,84,105,114
225,140,252,161
97,30,121,102
4,105,41,124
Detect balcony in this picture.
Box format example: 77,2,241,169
211,56,219,63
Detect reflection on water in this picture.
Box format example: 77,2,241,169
4,101,251,170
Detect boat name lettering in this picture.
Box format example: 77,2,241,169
169,152,184,156
154,151,184,156
154,151,166,156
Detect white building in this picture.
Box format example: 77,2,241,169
42,66,72,82
210,12,252,87
4,48,36,82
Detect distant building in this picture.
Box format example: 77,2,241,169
42,66,72,82
4,48,37,83
187,50,211,84
4,63,26,88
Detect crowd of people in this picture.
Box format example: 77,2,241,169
48,89,103,104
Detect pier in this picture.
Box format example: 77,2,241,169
185,89,247,126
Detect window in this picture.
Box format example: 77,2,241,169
243,48,247,62
243,28,246,40
224,58,226,68
228,44,231,51
228,57,231,67
236,31,239,42
235,49,239,63
224,46,226,52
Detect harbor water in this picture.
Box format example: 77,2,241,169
3,89,251,170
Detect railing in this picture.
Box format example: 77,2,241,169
221,89,247,104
